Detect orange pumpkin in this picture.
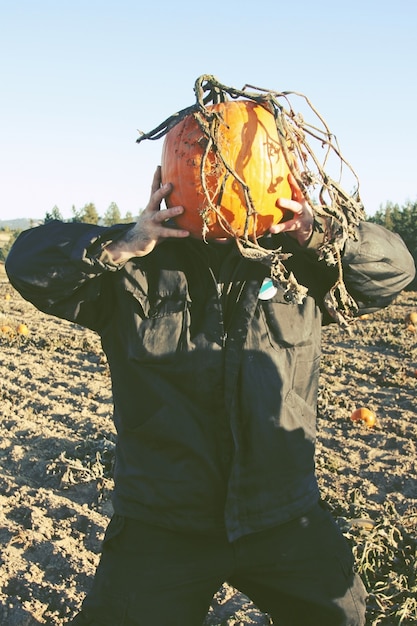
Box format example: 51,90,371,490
406,311,417,325
161,100,294,239
350,407,377,428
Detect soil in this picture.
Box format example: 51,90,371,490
1,261,416,625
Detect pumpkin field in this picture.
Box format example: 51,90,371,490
1,262,417,625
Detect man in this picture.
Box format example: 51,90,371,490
6,167,415,626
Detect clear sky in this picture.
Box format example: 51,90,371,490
1,0,416,221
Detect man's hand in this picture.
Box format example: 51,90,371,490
269,174,314,247
105,167,189,263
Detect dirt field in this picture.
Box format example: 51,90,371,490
1,261,416,625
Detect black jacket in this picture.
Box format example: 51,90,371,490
6,220,415,540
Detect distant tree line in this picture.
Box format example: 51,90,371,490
367,200,417,290
0,203,138,263
44,202,135,226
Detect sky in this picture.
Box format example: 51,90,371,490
1,0,416,222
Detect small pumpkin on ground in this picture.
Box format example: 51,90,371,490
350,407,377,428
406,311,417,325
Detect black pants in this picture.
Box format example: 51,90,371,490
69,503,367,626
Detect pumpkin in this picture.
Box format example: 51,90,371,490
161,100,294,239
350,407,376,428
16,323,29,336
406,311,417,325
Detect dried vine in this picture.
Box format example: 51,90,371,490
136,75,366,327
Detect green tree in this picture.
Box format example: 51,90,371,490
44,205,63,223
103,202,121,226
0,230,21,263
368,200,417,289
122,210,134,224
72,202,100,224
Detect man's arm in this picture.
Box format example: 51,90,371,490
268,175,415,317
5,168,189,330
340,221,415,313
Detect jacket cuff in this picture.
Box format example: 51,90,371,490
84,224,133,270
96,247,127,269
305,215,338,251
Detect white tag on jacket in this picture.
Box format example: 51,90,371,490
258,277,277,300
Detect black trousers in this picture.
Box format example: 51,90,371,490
69,503,367,626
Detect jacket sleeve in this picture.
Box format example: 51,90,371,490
5,220,133,331
340,221,416,314
280,218,415,321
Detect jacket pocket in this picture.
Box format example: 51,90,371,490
260,292,319,349
122,287,192,363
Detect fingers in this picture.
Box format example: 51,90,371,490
144,167,189,240
154,204,183,223
275,172,307,215
276,196,303,215
150,204,190,239
287,173,304,204
269,213,313,245
150,166,162,196
148,182,173,209
269,194,304,235
269,174,313,244
269,215,300,235
148,166,172,208
158,224,190,238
